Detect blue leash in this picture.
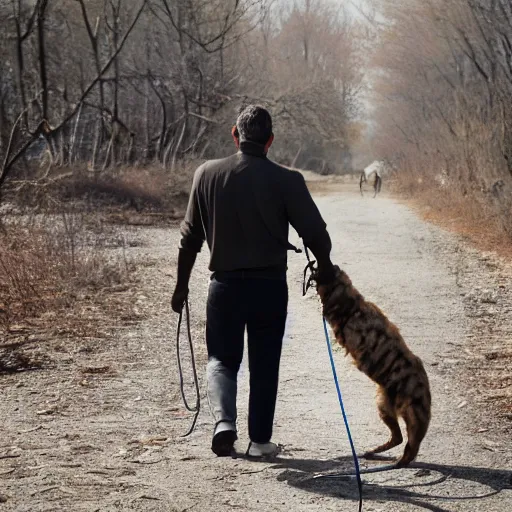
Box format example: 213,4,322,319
303,246,363,512
322,315,363,511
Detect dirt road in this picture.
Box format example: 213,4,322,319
1,185,511,511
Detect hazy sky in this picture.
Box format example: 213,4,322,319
282,0,370,12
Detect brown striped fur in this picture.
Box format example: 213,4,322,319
317,266,431,467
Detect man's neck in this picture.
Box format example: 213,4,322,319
239,140,267,158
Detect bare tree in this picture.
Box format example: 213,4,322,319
0,0,147,192
0,0,365,201
366,0,512,234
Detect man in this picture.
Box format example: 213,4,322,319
172,105,334,458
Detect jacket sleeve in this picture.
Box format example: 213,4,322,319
179,165,206,253
283,171,332,263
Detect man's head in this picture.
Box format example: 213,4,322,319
232,105,274,152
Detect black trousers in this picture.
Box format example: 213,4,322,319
206,271,288,443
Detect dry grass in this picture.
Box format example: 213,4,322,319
382,112,512,256
0,159,199,372
391,172,512,426
59,166,189,213
4,162,197,223
391,173,512,258
0,160,200,372
304,173,359,195
0,213,137,372
0,219,126,331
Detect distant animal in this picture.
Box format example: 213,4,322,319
360,162,383,197
316,266,431,468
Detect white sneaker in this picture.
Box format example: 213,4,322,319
246,441,280,458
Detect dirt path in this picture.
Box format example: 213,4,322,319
1,186,511,511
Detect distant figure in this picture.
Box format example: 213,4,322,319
360,161,383,198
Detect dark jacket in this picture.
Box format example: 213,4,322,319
180,141,332,272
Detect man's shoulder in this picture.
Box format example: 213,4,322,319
191,154,238,186
267,160,306,184
201,153,240,173
195,154,306,187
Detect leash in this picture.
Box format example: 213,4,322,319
302,246,363,512
176,299,201,437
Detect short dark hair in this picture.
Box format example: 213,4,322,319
236,105,273,144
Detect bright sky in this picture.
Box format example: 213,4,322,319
335,0,372,17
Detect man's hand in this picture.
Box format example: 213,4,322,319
171,248,198,314
315,260,336,285
172,285,189,313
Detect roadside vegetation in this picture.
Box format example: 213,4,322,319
366,0,512,249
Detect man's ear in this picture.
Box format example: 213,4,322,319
231,125,240,148
264,133,274,152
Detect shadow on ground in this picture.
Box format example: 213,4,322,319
259,455,512,512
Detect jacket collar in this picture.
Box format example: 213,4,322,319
239,140,268,158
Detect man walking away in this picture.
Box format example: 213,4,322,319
172,105,334,458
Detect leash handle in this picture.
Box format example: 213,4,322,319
176,299,201,437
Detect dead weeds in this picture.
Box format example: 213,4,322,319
391,178,512,431
0,212,143,372
391,174,512,258
3,163,194,225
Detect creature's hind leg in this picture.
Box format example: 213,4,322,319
373,176,382,198
363,388,403,457
395,404,430,468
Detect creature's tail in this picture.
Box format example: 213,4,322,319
396,388,431,467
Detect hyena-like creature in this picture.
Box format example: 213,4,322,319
316,266,431,467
